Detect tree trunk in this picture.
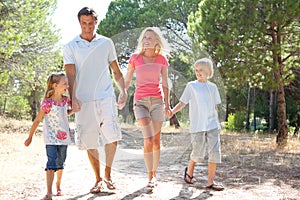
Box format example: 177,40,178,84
269,22,288,146
246,83,251,131
253,87,256,131
31,90,37,121
268,90,275,133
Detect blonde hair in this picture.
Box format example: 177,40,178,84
194,58,214,79
44,73,66,99
135,27,169,56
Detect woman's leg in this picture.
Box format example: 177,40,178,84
56,169,63,191
138,117,154,181
151,120,163,178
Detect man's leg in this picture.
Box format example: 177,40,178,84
105,141,118,180
87,149,103,193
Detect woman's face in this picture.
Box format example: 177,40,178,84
142,31,157,49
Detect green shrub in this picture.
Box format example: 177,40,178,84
225,112,246,131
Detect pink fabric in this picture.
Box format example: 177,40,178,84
129,54,169,100
41,96,71,114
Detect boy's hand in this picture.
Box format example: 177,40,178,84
24,138,32,146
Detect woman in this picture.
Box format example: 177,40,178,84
125,27,171,187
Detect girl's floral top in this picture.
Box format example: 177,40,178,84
41,96,72,145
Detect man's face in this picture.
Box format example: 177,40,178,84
79,15,97,35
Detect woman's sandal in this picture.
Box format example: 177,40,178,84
104,179,116,190
184,167,196,184
206,183,225,191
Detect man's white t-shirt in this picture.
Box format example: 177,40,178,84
180,80,221,133
63,34,117,103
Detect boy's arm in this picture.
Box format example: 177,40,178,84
24,109,45,146
169,101,186,118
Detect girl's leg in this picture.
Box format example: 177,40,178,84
46,170,55,196
56,169,63,194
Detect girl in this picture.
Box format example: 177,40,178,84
24,73,73,200
125,27,171,187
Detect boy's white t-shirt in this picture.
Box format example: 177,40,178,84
63,34,117,102
180,80,221,133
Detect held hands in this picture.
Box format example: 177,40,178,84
166,109,174,118
72,98,82,112
117,91,127,110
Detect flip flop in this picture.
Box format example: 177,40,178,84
56,189,63,196
90,181,104,193
184,167,196,184
206,183,225,191
104,179,116,190
42,194,52,200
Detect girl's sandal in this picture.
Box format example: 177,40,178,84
184,167,196,184
42,194,52,200
56,189,63,196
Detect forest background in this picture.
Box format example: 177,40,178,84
0,0,299,148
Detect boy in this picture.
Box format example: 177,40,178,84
167,58,224,191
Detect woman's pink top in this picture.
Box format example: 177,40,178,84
129,53,169,100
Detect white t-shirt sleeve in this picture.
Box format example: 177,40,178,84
214,84,221,105
180,83,191,104
107,39,117,63
63,43,75,65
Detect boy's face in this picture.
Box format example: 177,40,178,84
194,65,209,82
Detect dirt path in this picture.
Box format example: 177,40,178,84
0,123,300,200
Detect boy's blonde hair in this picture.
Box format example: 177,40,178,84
194,58,214,79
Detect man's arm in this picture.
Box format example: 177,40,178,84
64,64,81,112
110,60,127,109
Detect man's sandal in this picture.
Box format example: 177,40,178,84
90,181,104,193
184,167,196,184
206,183,225,191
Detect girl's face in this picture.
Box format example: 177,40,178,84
194,65,209,82
54,76,69,95
142,31,157,49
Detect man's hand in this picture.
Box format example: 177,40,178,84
117,91,127,110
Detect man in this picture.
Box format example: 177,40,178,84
63,7,127,193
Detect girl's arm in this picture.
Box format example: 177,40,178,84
24,109,45,146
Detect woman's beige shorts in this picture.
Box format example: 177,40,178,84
133,97,165,122
75,97,122,149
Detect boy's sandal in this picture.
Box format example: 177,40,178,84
206,183,225,191
56,189,63,196
90,181,104,193
184,167,196,184
41,194,52,200
104,179,116,190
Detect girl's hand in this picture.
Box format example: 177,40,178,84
117,91,127,110
166,109,173,119
24,138,32,146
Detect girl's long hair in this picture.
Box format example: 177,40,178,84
44,73,66,99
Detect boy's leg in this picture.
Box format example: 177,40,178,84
207,162,217,186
